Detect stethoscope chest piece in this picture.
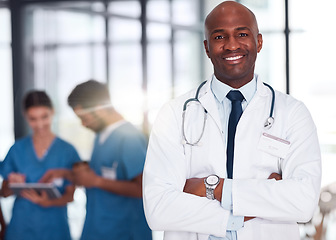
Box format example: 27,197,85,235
264,117,274,129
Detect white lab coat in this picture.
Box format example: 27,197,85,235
143,77,321,240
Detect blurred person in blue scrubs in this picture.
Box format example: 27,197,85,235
44,80,151,240
1,90,80,240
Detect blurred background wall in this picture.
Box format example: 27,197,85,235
1,0,336,239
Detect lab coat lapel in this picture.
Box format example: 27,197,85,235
197,80,223,133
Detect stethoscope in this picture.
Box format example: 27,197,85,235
182,81,275,146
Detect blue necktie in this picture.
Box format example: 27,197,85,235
226,90,245,179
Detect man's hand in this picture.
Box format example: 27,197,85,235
183,178,206,197
73,165,100,188
268,172,282,180
183,177,224,201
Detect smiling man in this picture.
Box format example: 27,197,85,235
203,2,262,88
143,1,321,240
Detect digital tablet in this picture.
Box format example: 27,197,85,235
9,183,62,199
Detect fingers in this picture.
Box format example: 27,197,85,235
72,166,95,187
8,173,26,183
21,190,49,205
268,172,282,181
39,169,63,183
39,171,53,183
39,169,73,183
244,216,255,222
21,189,39,201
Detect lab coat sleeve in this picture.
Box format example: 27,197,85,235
232,101,321,222
222,179,244,231
143,102,230,237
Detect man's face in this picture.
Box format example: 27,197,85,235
204,4,263,88
74,106,105,133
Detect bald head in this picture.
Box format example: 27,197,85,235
205,1,259,40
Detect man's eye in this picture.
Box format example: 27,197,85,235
239,33,248,37
214,35,224,40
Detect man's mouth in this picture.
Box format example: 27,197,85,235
225,55,244,61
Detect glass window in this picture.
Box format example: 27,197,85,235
0,8,14,160
290,0,336,238
290,0,336,186
290,0,336,184
147,20,173,126
32,9,105,45
241,0,284,31
147,42,172,125
109,1,141,18
0,4,15,228
174,30,203,96
147,0,170,22
110,17,141,42
109,43,143,127
172,0,200,25
27,6,106,159
108,8,143,128
147,22,171,41
255,33,286,91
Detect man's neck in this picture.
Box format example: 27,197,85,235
215,72,255,89
104,111,124,126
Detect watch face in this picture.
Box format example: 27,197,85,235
207,175,219,186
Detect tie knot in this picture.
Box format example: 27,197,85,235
226,90,244,102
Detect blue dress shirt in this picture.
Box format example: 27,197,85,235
209,74,257,240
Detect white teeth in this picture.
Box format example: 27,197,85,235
225,55,243,61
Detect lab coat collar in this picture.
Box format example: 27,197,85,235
196,74,272,132
241,75,273,116
255,74,272,97
199,74,271,99
197,76,223,132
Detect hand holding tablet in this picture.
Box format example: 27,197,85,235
9,183,61,199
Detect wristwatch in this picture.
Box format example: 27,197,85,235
204,174,220,200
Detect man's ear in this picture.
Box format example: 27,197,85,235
203,40,210,58
257,33,263,53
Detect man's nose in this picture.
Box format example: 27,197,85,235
224,36,240,51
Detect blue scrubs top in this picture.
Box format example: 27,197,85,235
80,122,152,240
1,136,80,240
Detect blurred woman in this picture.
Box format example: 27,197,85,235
1,90,80,240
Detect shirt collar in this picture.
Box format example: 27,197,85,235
99,120,127,144
211,74,257,104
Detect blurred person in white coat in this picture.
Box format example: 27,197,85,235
143,1,321,240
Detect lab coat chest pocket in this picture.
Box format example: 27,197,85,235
257,133,290,175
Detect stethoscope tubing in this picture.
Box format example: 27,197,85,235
182,80,275,146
